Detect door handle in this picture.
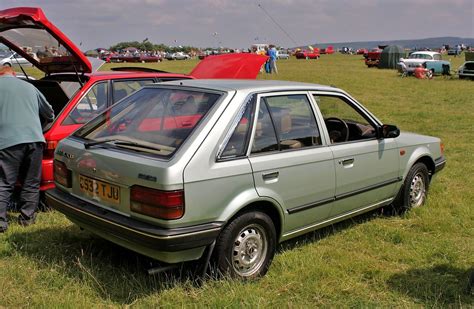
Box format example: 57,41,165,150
339,158,355,165
262,171,279,181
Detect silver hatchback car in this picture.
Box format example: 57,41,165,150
46,79,446,279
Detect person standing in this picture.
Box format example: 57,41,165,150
0,66,54,233
268,45,278,74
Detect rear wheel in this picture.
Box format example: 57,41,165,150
393,163,430,212
214,211,276,279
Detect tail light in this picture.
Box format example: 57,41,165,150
44,140,58,159
54,160,72,188
130,186,184,220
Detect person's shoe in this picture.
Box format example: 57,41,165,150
18,214,36,227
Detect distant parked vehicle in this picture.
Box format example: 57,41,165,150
277,50,290,59
0,52,32,66
399,51,451,74
320,46,334,54
458,61,474,79
166,52,191,60
365,49,382,67
295,49,320,59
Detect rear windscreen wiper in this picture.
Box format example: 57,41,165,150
84,139,161,152
84,138,120,149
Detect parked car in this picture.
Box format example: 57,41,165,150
458,61,474,79
365,49,382,67
166,52,191,60
0,52,32,66
1,7,266,210
47,78,445,279
399,51,451,74
295,49,320,59
277,50,290,59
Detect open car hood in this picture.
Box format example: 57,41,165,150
190,53,268,79
0,7,91,74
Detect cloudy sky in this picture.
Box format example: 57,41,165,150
2,0,473,50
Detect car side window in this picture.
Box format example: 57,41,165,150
219,95,256,159
62,82,108,125
314,95,376,144
252,94,321,154
251,99,278,154
112,79,154,103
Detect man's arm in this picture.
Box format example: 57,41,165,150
36,90,54,122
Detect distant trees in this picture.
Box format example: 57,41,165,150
109,41,198,53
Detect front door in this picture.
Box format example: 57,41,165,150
312,93,400,218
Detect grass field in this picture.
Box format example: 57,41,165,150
1,53,473,307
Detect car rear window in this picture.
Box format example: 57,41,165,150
74,87,222,157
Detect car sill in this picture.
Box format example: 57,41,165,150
281,198,393,241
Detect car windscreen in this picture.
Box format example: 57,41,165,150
74,87,222,158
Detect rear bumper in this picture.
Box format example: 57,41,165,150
46,188,224,262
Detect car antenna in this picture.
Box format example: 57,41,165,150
256,3,298,46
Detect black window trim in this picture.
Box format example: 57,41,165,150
110,78,157,104
216,94,256,161
310,91,383,146
249,91,324,156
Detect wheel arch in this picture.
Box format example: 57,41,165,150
223,199,284,241
408,154,435,181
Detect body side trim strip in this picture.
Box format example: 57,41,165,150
282,198,393,240
287,177,401,214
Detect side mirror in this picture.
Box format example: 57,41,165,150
382,124,400,138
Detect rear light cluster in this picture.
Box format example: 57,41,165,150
130,186,184,220
53,160,72,188
43,140,58,159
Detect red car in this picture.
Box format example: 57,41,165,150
0,7,266,209
295,49,320,59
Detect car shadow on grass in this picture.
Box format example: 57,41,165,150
386,264,474,306
4,206,401,303
6,225,203,303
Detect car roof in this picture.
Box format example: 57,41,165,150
152,79,340,93
411,51,440,56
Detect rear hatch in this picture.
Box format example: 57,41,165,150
55,85,224,221
0,7,91,74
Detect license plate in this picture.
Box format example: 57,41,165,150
79,175,120,205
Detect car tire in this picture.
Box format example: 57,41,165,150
393,162,430,212
214,211,276,279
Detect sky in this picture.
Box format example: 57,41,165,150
2,0,473,50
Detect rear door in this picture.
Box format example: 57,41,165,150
248,92,336,236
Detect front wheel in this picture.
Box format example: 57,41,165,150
214,211,276,279
393,162,430,212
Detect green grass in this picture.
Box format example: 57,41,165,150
2,54,473,307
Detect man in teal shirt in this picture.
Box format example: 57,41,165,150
0,66,54,232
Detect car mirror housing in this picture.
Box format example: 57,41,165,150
382,124,400,138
